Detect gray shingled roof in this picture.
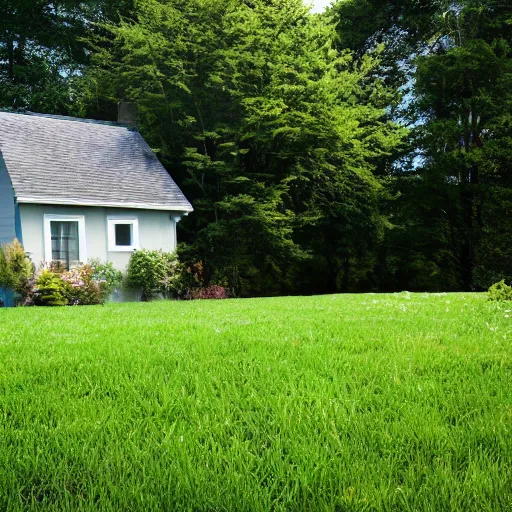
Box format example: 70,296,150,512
0,111,192,212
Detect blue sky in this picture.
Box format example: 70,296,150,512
309,0,331,13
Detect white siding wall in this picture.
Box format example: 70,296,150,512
19,204,179,271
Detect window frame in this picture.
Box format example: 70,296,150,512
107,216,139,252
44,214,87,265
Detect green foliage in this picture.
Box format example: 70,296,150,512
178,261,229,299
126,249,183,300
329,0,442,124
0,0,134,113
89,259,123,295
339,0,512,292
488,280,512,301
409,5,512,291
85,0,405,296
2,0,510,295
0,294,510,509
33,270,70,307
30,264,114,307
0,239,34,299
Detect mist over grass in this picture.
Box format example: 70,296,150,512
0,293,511,510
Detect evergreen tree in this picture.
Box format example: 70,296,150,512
83,0,404,295
410,2,512,289
0,0,133,113
332,0,512,290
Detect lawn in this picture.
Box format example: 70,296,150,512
0,293,511,511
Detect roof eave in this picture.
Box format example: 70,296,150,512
16,196,193,213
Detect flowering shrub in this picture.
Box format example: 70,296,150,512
62,264,110,305
180,261,230,300
488,280,512,301
43,260,67,274
29,263,110,306
187,285,229,300
126,249,183,301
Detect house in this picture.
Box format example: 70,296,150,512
0,105,193,303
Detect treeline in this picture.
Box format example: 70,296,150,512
1,0,511,296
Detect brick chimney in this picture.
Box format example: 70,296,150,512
117,101,138,128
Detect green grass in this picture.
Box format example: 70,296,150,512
0,293,511,511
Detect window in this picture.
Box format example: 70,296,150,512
51,221,79,268
44,215,86,268
115,224,132,246
107,217,139,252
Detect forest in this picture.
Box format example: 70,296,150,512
1,0,511,297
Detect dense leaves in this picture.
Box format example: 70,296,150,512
0,238,33,296
1,0,510,294
82,0,404,295
126,249,183,300
395,1,512,290
0,0,133,112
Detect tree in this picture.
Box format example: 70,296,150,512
413,33,512,289
83,0,404,295
331,0,512,291
0,0,133,113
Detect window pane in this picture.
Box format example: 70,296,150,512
51,221,79,268
115,224,132,246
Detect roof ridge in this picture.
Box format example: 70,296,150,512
0,109,135,129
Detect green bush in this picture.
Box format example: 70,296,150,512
33,271,70,306
30,264,112,307
488,280,512,302
89,259,123,295
0,239,34,301
126,250,183,301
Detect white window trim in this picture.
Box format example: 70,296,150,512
44,214,87,264
107,217,139,252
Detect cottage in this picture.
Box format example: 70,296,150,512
0,106,192,303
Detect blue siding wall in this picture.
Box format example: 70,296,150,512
0,152,16,244
14,203,23,244
0,152,17,307
0,288,14,307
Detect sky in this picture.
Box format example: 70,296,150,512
309,0,331,13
